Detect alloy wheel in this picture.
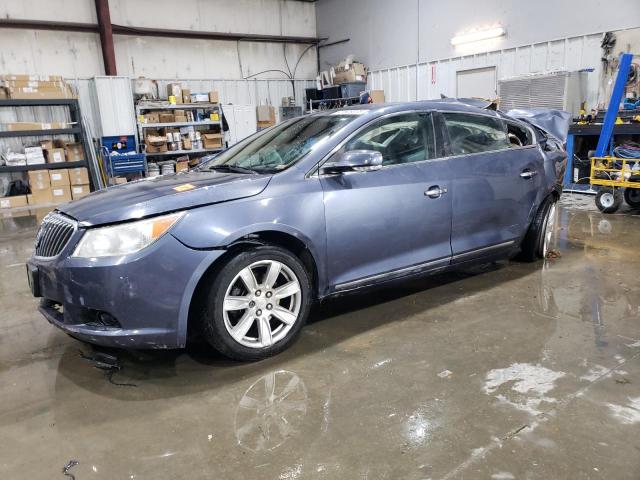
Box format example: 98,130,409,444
223,260,302,349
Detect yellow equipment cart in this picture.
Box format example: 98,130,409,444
590,156,640,213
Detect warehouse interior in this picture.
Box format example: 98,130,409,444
2,0,640,478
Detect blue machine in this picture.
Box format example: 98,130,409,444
101,135,147,178
563,53,637,191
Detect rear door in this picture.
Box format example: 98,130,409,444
438,111,541,259
320,112,452,290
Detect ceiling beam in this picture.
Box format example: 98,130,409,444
0,18,321,44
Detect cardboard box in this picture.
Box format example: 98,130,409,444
182,137,192,150
256,105,276,123
30,188,54,205
208,91,219,103
202,132,223,149
39,139,54,150
333,61,367,85
190,93,209,103
0,195,28,209
4,122,71,131
143,112,160,124
6,85,74,99
1,74,63,82
181,89,191,103
49,169,70,187
24,146,46,165
65,143,84,161
370,90,385,103
69,167,89,186
71,184,90,200
28,170,51,190
114,177,128,185
145,142,168,153
176,161,189,172
159,113,175,123
0,87,7,99
174,114,187,123
45,147,66,164
167,83,182,102
3,79,65,89
51,186,72,203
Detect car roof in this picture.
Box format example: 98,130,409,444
314,99,503,119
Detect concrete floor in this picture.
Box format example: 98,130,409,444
1,193,639,479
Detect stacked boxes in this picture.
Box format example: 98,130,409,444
69,167,91,200
0,74,75,99
27,170,53,205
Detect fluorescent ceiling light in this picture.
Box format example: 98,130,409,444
451,26,505,46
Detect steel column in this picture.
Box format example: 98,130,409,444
94,0,117,75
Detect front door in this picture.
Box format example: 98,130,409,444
320,112,452,290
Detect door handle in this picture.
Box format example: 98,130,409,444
520,169,538,179
425,185,447,198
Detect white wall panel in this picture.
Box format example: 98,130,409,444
318,0,640,70
0,0,317,80
369,33,604,108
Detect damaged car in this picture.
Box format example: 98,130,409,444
26,100,567,360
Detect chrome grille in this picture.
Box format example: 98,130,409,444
34,212,77,258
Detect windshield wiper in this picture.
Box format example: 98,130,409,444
206,165,258,175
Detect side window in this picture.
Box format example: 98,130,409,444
341,113,435,165
443,113,509,155
506,120,533,147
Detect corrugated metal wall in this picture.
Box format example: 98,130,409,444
369,33,603,108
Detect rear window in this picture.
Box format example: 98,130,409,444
443,112,509,155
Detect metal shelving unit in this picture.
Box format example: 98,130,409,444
0,99,98,185
135,102,224,166
145,148,222,157
0,161,86,173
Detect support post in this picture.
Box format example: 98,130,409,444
595,53,633,156
95,0,117,75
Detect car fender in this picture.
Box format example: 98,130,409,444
171,180,329,297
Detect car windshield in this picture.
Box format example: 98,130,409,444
200,114,358,174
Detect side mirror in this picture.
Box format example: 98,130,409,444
320,150,383,174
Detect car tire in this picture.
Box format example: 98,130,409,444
516,196,557,262
623,188,640,209
595,188,622,213
200,246,312,361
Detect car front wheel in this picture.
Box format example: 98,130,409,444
201,246,311,361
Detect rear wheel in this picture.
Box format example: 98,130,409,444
623,188,640,209
595,188,622,213
517,196,557,262
201,246,311,361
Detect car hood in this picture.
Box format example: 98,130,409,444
59,171,272,226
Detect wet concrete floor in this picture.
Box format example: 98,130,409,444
1,193,639,479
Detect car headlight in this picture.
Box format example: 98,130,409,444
72,212,185,258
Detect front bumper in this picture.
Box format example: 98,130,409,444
27,231,224,349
